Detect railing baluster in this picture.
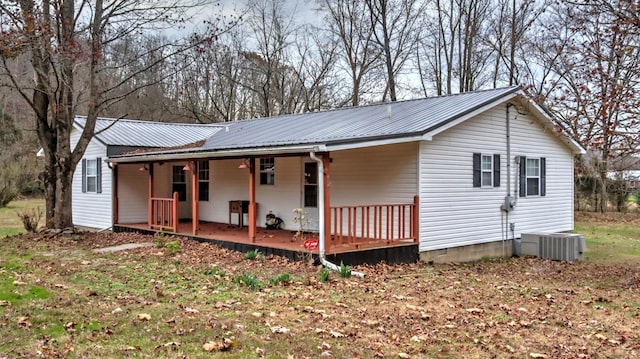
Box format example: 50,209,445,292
328,198,418,248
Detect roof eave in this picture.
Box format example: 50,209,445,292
107,144,328,163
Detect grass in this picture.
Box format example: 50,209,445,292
575,215,640,263
0,197,45,237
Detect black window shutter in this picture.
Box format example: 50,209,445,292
81,158,87,193
472,153,481,187
493,154,500,187
96,157,102,193
519,156,526,197
540,157,546,196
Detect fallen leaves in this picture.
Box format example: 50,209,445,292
136,313,151,321
202,337,235,352
2,230,640,359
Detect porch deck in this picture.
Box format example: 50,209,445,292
113,221,418,265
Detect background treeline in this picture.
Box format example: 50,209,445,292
1,0,639,212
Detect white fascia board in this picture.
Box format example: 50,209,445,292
424,92,520,139
325,135,425,152
107,144,327,163
518,95,586,155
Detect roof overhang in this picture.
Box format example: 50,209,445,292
107,144,329,163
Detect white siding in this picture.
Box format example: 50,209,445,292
71,129,112,229
330,143,419,236
331,143,418,205
419,104,574,251
199,158,302,230
117,164,148,224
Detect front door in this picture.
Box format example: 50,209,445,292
172,165,191,220
302,161,319,231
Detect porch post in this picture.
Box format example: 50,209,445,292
191,161,199,235
112,163,118,225
147,163,154,229
248,158,257,242
322,154,331,253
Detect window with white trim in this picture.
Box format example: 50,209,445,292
260,157,275,185
81,157,102,193
86,159,97,192
481,155,493,187
526,158,540,196
473,153,500,188
519,156,546,197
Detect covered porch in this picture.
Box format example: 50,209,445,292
110,144,421,264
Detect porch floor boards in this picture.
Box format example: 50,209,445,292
115,221,415,255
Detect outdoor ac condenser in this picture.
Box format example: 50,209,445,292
520,233,586,261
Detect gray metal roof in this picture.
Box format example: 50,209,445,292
201,86,520,150
74,117,222,148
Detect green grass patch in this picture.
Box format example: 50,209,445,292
0,197,45,236
575,221,640,263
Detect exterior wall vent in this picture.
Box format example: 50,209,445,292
520,233,586,261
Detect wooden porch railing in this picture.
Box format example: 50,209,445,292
330,196,419,246
149,192,179,232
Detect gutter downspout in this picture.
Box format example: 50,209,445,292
309,151,365,278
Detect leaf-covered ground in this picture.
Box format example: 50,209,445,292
1,231,639,358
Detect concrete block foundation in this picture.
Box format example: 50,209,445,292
420,240,514,263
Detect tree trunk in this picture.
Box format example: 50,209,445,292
598,170,607,213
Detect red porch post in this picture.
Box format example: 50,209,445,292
191,161,199,235
147,163,154,229
112,163,118,225
248,158,257,242
322,154,331,253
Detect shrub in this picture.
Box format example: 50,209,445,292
235,273,262,290
338,262,352,278
269,273,292,286
16,207,42,232
319,267,330,283
244,249,261,260
164,240,180,255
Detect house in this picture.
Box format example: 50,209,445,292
73,86,585,264
70,117,223,229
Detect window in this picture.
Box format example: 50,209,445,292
81,158,102,193
304,162,318,207
519,156,546,197
473,153,500,188
481,155,493,187
260,157,275,185
526,158,540,196
198,160,209,201
172,166,187,201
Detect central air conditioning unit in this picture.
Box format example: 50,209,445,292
520,233,586,261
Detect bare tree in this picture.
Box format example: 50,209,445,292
544,2,640,212
321,0,381,106
0,0,232,228
365,0,424,101
417,0,493,95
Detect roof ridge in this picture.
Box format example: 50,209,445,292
225,86,521,125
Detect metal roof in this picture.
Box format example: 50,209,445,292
74,116,223,148
108,86,583,162
201,86,520,150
